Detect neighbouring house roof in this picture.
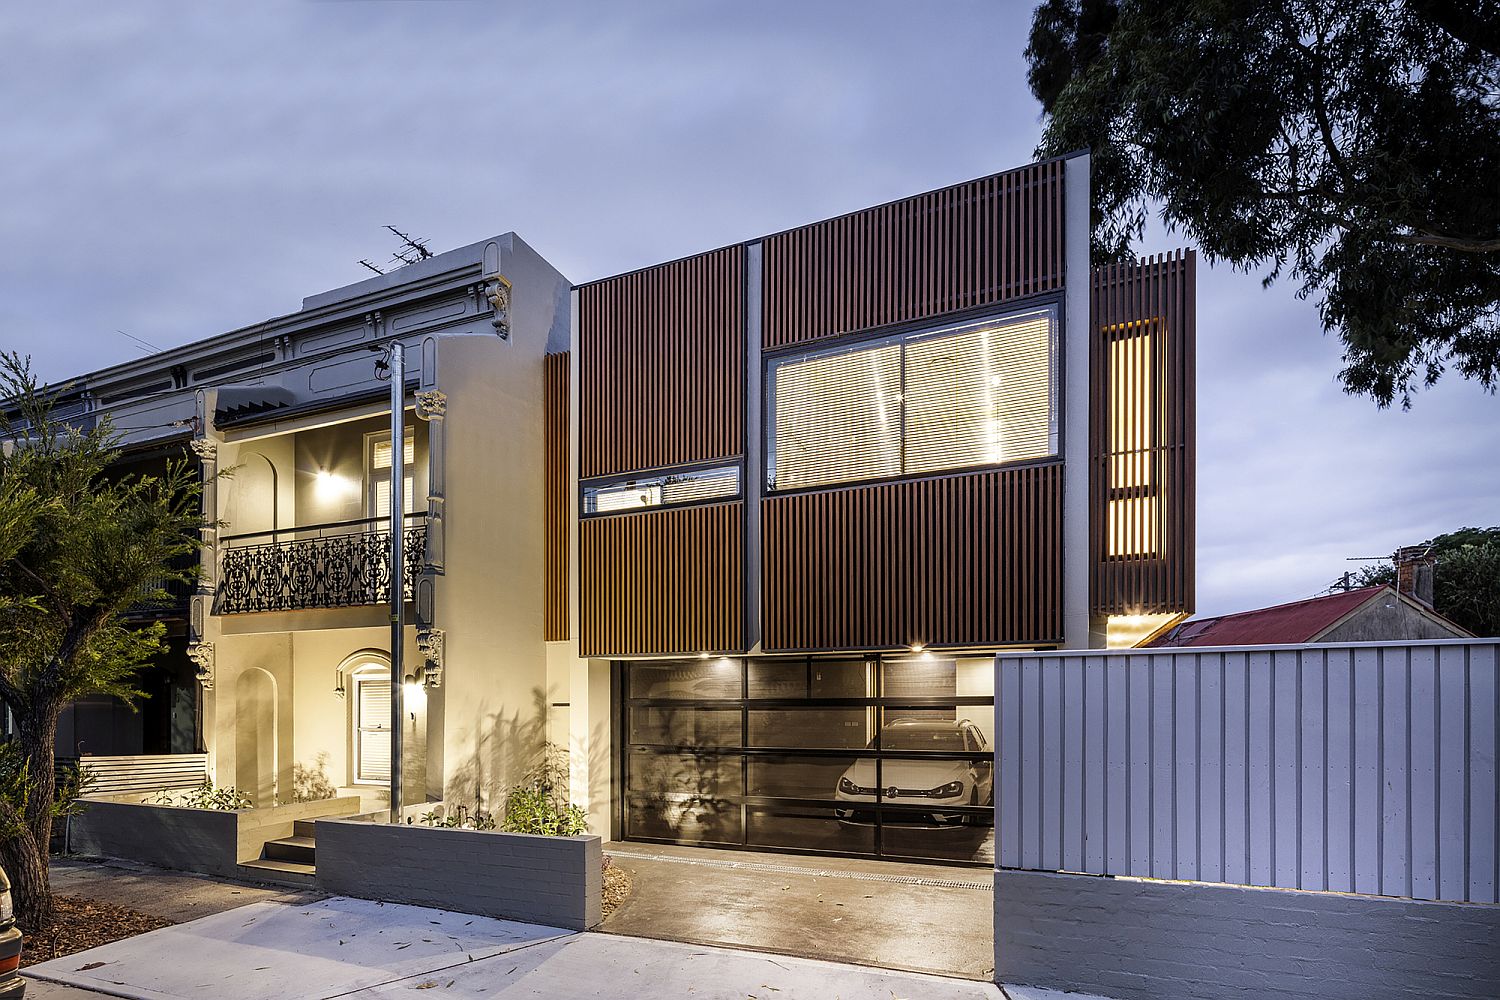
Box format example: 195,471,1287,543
1149,585,1472,647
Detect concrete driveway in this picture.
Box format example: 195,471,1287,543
600,842,995,980
26,895,1002,1000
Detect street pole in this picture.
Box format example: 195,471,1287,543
388,340,405,824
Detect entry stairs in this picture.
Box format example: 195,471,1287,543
239,819,318,887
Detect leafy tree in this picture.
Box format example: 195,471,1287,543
0,353,201,928
1351,526,1500,635
1026,0,1500,406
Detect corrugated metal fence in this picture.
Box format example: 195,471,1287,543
996,640,1498,903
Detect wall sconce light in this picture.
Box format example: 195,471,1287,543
403,673,425,720
334,668,346,699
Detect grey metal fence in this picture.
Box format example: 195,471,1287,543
996,639,1498,903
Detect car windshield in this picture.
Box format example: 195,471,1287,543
875,724,966,751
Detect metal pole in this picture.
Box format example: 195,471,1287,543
388,341,405,823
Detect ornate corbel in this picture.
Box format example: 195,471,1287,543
414,390,447,421
189,437,218,462
484,274,512,339
187,641,215,691
417,627,445,688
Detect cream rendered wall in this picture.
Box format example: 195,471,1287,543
433,333,548,811
211,632,293,802
293,415,430,528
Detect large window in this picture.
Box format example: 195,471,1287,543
767,307,1057,491
352,665,392,784
366,431,414,521
1106,324,1163,557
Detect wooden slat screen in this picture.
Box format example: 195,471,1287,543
1089,250,1196,616
762,465,1062,652
544,351,569,641
761,160,1066,350
580,502,744,657
578,246,745,479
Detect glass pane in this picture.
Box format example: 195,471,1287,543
747,659,871,699
629,660,742,700
747,756,860,800
877,712,972,751
770,340,901,490
871,753,994,863
904,309,1055,473
882,658,959,699
748,707,871,749
747,804,874,854
625,751,743,845
629,705,741,748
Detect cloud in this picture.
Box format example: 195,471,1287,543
1,2,1494,620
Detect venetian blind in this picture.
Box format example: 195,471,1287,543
371,434,415,520
904,311,1054,474
356,677,392,782
771,341,902,490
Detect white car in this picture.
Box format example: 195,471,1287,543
834,718,994,826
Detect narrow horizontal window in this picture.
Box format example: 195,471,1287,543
584,465,740,515
767,307,1057,491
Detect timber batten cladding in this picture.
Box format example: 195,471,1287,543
762,465,1063,651
761,159,1065,350
578,245,745,478
544,351,569,641
1089,250,1196,616
579,502,745,657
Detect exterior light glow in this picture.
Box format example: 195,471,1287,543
909,642,925,653
698,652,710,661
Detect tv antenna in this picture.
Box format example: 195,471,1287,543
386,226,433,268
358,259,385,275
116,329,161,354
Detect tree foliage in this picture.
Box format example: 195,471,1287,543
1351,526,1500,635
0,352,202,928
1026,0,1500,405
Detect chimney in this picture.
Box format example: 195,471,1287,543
1394,545,1436,608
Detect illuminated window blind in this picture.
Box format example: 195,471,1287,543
584,465,740,515
1106,327,1163,557
769,307,1056,491
905,311,1054,474
771,341,902,490
355,673,391,783
370,433,415,520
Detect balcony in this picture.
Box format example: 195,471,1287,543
214,513,427,615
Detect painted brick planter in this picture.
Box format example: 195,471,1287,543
314,819,603,930
69,795,362,877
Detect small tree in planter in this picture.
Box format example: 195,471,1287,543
501,744,587,837
0,354,202,928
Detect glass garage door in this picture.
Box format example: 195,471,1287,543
621,656,995,865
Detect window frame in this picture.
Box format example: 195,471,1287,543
350,663,392,786
580,459,745,519
763,300,1062,495
364,429,415,523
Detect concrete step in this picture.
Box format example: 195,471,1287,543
237,858,317,888
293,820,318,839
263,836,316,865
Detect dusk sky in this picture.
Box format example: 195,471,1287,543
2,3,1495,619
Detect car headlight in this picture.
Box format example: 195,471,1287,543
0,888,12,924
839,777,873,795
930,780,965,798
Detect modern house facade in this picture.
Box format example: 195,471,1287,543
39,150,1196,868
549,151,1198,864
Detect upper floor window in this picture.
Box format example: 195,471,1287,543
583,464,740,515
367,431,414,520
766,306,1057,492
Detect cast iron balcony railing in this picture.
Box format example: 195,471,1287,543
214,513,427,615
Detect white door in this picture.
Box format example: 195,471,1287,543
354,669,392,784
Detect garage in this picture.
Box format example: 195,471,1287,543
620,655,995,865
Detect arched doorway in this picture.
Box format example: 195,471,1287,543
342,654,392,787
234,667,278,806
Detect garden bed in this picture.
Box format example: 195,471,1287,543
20,895,173,967
315,818,604,929
68,794,361,877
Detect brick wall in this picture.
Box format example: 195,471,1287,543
996,869,1500,1000
315,820,602,930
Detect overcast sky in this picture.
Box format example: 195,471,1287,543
2,3,1495,619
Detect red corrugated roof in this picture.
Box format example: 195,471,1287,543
1151,586,1388,647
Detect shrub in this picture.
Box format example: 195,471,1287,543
500,743,588,837
148,782,251,811
291,752,337,803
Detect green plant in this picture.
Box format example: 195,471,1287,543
291,752,337,803
0,743,93,841
500,743,589,837
420,803,497,831
146,781,251,811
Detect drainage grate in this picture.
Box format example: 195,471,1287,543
605,849,994,891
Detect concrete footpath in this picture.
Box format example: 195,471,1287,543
26,895,1006,999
